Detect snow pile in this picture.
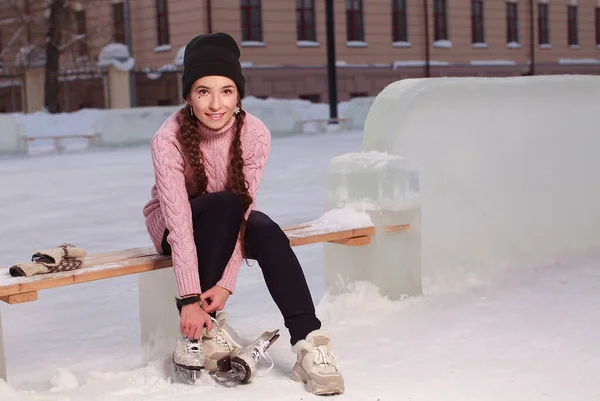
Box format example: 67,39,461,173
305,205,373,231
97,43,135,71
50,368,79,391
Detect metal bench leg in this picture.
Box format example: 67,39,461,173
138,268,180,362
324,152,422,300
0,307,7,381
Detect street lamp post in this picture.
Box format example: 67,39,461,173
325,0,338,122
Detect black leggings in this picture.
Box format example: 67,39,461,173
162,191,321,345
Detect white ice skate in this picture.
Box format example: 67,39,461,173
210,329,280,384
172,333,204,384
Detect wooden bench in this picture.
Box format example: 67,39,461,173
0,220,408,380
0,222,403,305
300,117,353,133
23,133,102,153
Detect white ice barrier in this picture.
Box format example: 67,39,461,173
360,75,600,282
0,115,26,155
242,96,305,136
324,152,422,300
339,97,375,130
92,106,181,147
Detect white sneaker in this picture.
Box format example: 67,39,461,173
202,312,242,371
291,330,345,395
172,333,204,370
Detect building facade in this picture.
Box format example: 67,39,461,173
1,0,600,111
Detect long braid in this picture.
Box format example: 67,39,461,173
229,103,253,256
176,104,209,196
177,101,252,256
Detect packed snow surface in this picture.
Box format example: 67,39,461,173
0,130,598,400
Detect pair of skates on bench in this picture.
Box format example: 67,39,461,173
173,311,280,385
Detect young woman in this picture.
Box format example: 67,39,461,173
142,32,344,396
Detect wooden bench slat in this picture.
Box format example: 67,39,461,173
0,223,410,301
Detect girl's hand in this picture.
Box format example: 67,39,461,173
200,285,231,314
180,302,213,339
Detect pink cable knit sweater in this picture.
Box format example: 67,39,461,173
142,111,271,296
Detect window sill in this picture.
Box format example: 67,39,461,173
392,41,411,48
346,41,368,48
568,45,580,49
472,43,487,49
539,44,552,49
506,42,521,49
433,40,452,48
154,44,172,53
241,41,266,47
297,41,320,48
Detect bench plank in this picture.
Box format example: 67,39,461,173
0,291,38,304
0,223,380,300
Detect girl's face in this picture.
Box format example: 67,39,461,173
188,75,239,130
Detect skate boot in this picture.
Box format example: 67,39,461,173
202,312,243,372
172,333,204,384
212,329,280,384
291,329,345,395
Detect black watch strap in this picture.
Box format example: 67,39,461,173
178,294,201,306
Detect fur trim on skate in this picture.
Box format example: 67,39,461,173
9,243,87,277
292,329,332,354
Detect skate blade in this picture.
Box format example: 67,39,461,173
210,329,281,383
175,364,203,384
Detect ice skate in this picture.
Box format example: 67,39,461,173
202,312,243,371
211,329,280,384
291,329,345,395
172,333,205,384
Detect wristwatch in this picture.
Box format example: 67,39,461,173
178,294,201,306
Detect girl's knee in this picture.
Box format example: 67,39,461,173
247,212,287,243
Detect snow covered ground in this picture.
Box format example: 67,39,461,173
0,130,599,400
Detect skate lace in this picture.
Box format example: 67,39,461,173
185,339,202,354
314,345,336,367
211,317,242,350
250,340,275,374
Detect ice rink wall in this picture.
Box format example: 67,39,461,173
357,75,600,287
0,115,26,155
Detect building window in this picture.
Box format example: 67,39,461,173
433,0,448,41
392,0,408,42
241,0,262,42
346,0,364,42
299,94,321,103
596,7,600,46
471,0,484,44
538,3,549,45
296,0,316,42
113,2,125,44
156,0,170,45
506,2,519,44
76,10,87,57
567,5,578,46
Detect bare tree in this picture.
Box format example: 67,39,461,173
44,0,64,113
0,0,110,113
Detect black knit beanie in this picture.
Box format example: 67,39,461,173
181,32,246,100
